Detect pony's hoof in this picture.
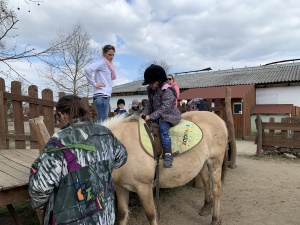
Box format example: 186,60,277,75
210,220,221,225
210,222,221,225
199,204,212,216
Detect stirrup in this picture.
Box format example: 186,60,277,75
163,155,173,168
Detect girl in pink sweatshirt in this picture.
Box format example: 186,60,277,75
167,74,180,107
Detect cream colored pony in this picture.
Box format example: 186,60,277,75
103,111,228,225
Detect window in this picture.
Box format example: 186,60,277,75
233,102,243,114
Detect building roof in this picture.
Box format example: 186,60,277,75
178,84,254,100
112,62,300,95
251,104,294,115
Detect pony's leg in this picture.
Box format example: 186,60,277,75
199,162,213,216
207,159,223,225
136,184,158,225
115,184,130,225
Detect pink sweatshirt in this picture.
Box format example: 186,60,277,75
173,82,180,107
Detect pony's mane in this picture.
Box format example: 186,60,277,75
100,114,139,130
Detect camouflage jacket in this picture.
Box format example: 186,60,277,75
29,120,127,225
142,82,181,126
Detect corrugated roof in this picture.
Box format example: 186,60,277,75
178,84,254,100
112,62,300,95
251,104,294,114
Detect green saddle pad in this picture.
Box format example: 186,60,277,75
139,119,203,157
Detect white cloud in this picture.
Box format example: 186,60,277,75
4,0,300,88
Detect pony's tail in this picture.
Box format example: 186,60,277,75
221,141,229,183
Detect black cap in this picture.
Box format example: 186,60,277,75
117,99,125,105
142,64,167,85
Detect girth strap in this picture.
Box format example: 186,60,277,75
144,121,162,159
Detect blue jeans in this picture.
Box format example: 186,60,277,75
159,121,171,150
93,96,110,123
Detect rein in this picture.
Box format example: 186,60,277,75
143,120,162,220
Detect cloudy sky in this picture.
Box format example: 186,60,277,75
4,0,300,90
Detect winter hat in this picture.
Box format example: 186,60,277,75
132,99,139,105
117,99,125,105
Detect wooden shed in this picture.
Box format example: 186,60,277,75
178,84,256,138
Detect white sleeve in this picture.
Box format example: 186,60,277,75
85,62,101,87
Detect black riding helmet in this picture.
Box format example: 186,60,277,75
142,64,167,85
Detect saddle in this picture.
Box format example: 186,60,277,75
139,119,203,158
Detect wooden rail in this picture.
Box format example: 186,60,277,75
255,115,300,156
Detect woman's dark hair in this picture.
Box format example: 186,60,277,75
56,95,91,126
102,44,115,53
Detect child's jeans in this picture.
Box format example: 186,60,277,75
159,121,171,151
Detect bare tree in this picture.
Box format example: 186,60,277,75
39,22,100,96
137,59,172,80
0,0,76,84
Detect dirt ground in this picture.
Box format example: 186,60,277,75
1,140,299,225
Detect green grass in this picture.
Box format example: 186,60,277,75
0,201,39,225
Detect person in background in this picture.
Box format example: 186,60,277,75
128,99,140,115
141,65,181,168
188,98,209,111
140,98,149,111
85,44,116,123
166,74,180,107
114,99,127,115
28,94,127,225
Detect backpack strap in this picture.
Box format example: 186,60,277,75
50,138,82,172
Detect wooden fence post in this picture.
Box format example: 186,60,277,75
11,81,26,149
28,85,39,149
0,78,8,149
280,117,288,139
269,117,275,138
58,92,66,100
42,89,54,136
255,114,262,156
29,116,50,154
206,99,212,111
225,87,237,168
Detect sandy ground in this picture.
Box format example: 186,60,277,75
128,140,300,225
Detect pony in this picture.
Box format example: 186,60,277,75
102,111,228,225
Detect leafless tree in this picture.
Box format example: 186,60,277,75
38,22,100,96
137,59,172,80
0,0,76,84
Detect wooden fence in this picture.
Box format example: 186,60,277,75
0,78,59,150
0,78,96,150
255,114,300,157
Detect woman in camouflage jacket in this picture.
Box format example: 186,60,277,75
28,95,127,225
